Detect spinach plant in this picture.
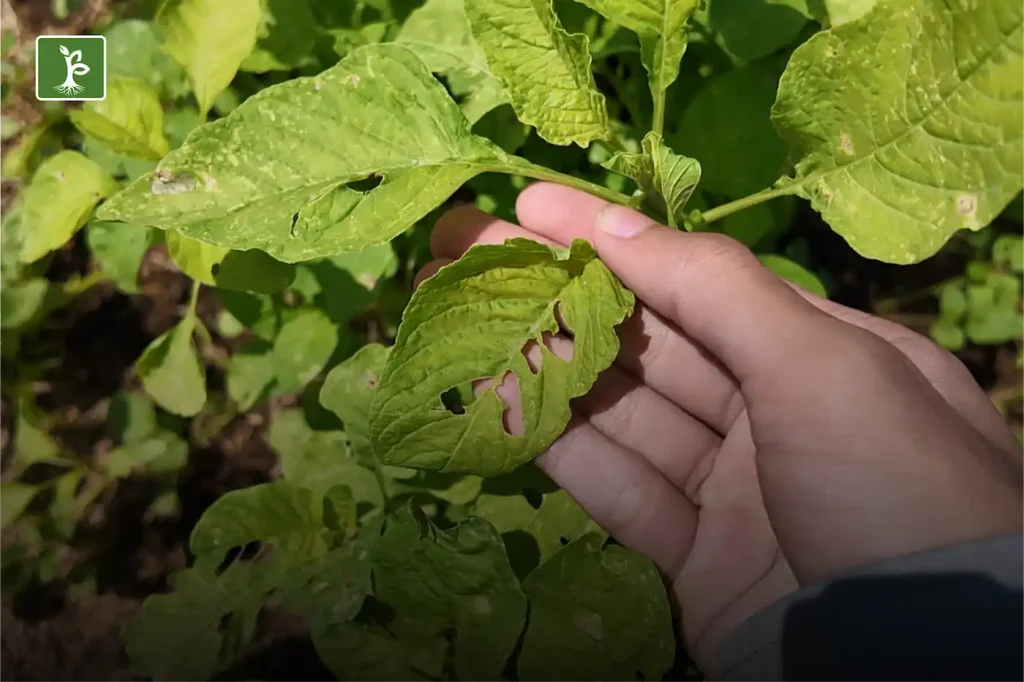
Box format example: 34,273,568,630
2,0,1021,678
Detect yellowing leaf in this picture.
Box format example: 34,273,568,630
369,238,634,476
19,151,118,263
571,0,700,129
811,0,877,25
465,0,612,145
98,45,541,262
136,312,207,417
772,0,1024,263
157,0,262,115
69,77,170,161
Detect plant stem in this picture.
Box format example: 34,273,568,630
372,461,391,510
186,279,201,319
496,163,633,207
652,92,666,139
700,184,799,224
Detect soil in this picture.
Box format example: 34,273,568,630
0,1,1020,680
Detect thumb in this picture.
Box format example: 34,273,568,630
591,205,836,384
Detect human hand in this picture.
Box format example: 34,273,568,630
419,183,1023,674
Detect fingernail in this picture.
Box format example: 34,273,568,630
597,206,651,238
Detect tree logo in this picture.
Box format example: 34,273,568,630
36,35,106,101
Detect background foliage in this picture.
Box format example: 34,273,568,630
0,0,1021,679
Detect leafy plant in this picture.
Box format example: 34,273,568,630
0,0,1021,678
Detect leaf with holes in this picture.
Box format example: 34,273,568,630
189,480,328,567
373,506,527,681
369,238,634,476
69,78,170,161
465,0,612,145
771,0,1024,264
97,44,552,262
517,534,675,681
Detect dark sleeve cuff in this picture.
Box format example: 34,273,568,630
716,533,1024,681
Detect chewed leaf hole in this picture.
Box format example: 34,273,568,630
496,370,524,437
441,386,466,415
346,175,383,193
523,487,543,509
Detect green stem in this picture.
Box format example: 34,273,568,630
493,163,633,207
186,279,201,319
372,461,391,510
652,92,666,139
700,184,799,224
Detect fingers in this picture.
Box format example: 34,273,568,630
575,363,722,497
517,184,844,386
537,419,698,574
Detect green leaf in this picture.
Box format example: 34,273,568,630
18,151,118,264
474,487,601,573
136,312,207,417
104,19,191,99
83,137,158,183
320,343,390,463
98,45,534,262
311,622,447,681
278,521,379,628
1,117,61,181
938,282,967,319
104,431,189,478
758,254,827,297
809,0,877,25
227,339,275,411
1,483,41,528
993,234,1024,274
241,0,318,73
390,471,484,505
465,0,612,145
644,132,701,227
108,391,160,443
0,278,50,330
930,317,965,350
86,221,152,294
13,400,69,470
267,408,384,506
190,480,327,564
165,231,296,293
396,0,509,123
696,0,810,61
272,308,339,393
125,561,279,681
370,238,633,476
374,507,528,680
570,0,699,128
517,534,674,681
771,0,1024,264
157,0,263,115
671,64,786,199
69,78,170,161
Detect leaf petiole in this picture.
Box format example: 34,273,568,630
699,183,799,225
487,162,634,208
